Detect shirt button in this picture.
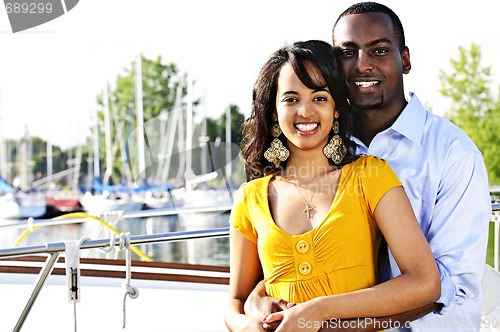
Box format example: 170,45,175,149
298,262,312,275
296,240,310,254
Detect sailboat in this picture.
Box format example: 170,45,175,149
0,127,46,220
0,177,46,219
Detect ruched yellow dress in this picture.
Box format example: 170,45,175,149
230,156,402,304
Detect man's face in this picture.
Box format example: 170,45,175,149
332,12,410,111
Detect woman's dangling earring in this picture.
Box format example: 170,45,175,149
264,123,290,168
323,117,347,165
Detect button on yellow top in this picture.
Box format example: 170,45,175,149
298,262,312,275
296,240,310,254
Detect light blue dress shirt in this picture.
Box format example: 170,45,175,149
352,93,491,331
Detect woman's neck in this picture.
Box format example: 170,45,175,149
282,157,336,184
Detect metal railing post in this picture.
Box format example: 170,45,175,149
13,251,60,332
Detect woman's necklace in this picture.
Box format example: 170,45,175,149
279,174,317,220
293,183,317,220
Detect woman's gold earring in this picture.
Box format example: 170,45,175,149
323,118,347,165
264,123,290,167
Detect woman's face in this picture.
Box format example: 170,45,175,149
275,62,337,155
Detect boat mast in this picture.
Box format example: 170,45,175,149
92,107,100,183
135,54,146,184
0,82,7,180
46,141,52,192
102,84,113,185
156,76,183,185
185,73,193,191
225,105,232,181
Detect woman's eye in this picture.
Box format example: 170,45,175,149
314,96,327,102
283,97,297,103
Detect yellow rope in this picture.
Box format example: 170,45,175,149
13,212,153,262
13,226,39,247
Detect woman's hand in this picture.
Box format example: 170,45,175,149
262,302,322,332
242,315,272,332
244,280,289,316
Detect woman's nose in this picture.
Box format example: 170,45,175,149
297,101,315,118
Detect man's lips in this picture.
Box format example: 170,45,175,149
354,81,380,88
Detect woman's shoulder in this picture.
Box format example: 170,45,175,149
234,174,273,202
245,174,273,189
348,155,389,169
343,155,397,181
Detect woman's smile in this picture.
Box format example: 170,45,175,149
295,122,319,135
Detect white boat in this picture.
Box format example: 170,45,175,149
0,176,47,220
0,192,47,220
80,191,144,217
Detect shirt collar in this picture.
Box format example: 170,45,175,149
350,92,427,149
390,92,426,145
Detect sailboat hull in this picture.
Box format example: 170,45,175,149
0,194,46,219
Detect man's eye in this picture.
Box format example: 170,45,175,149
341,49,355,57
373,48,389,55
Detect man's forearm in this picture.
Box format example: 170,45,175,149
318,302,440,332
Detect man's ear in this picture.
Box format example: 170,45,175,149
402,46,411,74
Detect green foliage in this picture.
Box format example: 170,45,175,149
205,105,245,144
439,43,500,185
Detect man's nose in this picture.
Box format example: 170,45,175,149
356,51,374,72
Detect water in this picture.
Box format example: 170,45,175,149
0,211,230,266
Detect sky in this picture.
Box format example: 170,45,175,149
0,0,499,149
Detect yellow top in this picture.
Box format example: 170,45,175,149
230,155,402,304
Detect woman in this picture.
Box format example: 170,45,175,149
224,40,439,332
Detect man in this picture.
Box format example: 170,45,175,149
331,2,491,331
247,2,491,331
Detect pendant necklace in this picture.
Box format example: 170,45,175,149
293,183,317,220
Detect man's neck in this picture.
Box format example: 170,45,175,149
353,101,407,147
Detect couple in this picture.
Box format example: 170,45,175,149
225,2,491,332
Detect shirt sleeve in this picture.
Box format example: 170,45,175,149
229,182,258,244
429,151,491,313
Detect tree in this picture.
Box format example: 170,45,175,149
205,104,245,144
439,43,500,185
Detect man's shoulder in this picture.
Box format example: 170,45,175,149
423,111,479,153
407,93,478,152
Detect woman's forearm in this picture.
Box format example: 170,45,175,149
317,302,440,331
313,272,440,322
